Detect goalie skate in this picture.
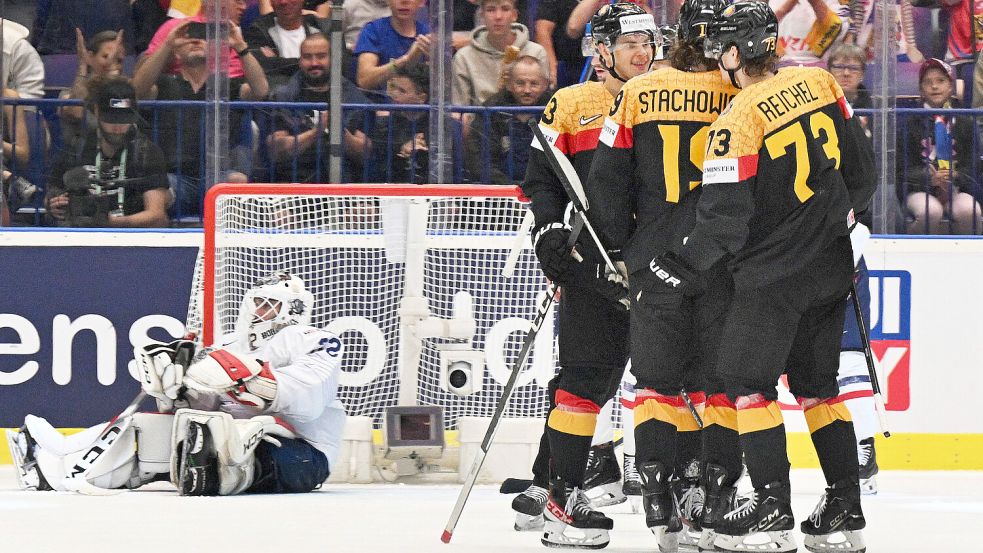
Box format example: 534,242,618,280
512,484,548,531
801,479,866,553
542,476,613,549
857,438,878,496
5,427,52,491
176,419,220,496
714,482,796,553
583,443,625,508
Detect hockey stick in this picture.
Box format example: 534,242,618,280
849,281,891,438
442,281,561,544
62,390,148,495
502,209,535,278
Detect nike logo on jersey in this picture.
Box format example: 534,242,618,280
579,114,602,126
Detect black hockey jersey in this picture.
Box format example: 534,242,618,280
680,66,877,287
586,68,738,274
522,80,613,262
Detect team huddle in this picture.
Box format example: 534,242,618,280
519,0,876,551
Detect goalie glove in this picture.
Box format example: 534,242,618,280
183,348,278,410
135,339,197,410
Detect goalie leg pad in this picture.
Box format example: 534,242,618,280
170,409,297,496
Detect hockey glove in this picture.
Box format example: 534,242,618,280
135,339,197,409
646,251,703,296
569,261,631,311
533,223,576,282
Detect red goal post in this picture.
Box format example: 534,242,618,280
192,183,558,426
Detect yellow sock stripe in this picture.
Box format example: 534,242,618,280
675,404,703,432
703,405,738,431
548,409,598,437
633,397,678,429
804,401,853,434
736,401,784,434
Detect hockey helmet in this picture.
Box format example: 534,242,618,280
590,2,659,81
678,0,730,45
703,1,779,62
235,270,314,350
655,24,678,61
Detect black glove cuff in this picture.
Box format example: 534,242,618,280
648,251,698,291
532,222,570,249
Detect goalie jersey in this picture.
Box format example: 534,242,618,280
216,325,346,466
523,80,614,262
681,66,877,288
586,68,738,274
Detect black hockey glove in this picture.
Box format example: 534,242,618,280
569,261,630,311
646,251,703,296
533,223,576,282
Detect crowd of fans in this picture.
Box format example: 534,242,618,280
0,0,981,233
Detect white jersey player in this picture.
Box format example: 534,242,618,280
6,271,345,496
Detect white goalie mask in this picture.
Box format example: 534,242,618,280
235,271,315,351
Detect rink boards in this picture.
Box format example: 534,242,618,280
0,230,981,470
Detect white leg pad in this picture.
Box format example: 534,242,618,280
592,399,615,446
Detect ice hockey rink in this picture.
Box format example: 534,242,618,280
1,467,980,553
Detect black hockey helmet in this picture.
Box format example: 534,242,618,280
655,24,678,61
703,1,779,62
589,2,658,81
678,0,730,45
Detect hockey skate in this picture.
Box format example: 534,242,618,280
638,460,682,552
672,461,704,551
583,442,626,508
542,475,614,549
513,484,549,531
623,453,642,513
5,426,53,491
857,438,878,496
696,464,739,552
713,481,796,553
176,419,220,496
801,479,866,553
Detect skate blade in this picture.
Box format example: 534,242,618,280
859,476,877,496
697,529,719,552
542,522,611,549
628,495,642,514
714,530,797,553
678,526,701,551
4,429,34,491
650,525,680,552
514,513,545,532
803,530,865,553
585,482,627,508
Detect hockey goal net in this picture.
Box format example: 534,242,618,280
188,183,558,428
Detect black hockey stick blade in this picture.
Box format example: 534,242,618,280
529,120,589,213
500,478,534,494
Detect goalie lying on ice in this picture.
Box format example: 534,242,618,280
5,271,346,496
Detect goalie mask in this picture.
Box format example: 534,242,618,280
235,271,314,351
590,2,659,82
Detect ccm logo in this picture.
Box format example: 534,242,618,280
648,260,682,288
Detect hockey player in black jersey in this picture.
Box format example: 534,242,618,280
584,0,740,549
648,2,877,552
520,3,659,549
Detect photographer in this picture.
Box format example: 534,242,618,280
45,76,170,228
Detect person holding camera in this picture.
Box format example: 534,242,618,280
45,76,170,228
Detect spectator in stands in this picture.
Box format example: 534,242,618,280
45,76,170,228
137,0,248,79
452,0,549,107
1,19,45,99
60,30,127,148
344,0,392,54
133,19,267,216
132,0,170,54
535,0,585,87
826,43,871,135
898,58,982,234
942,0,983,60
842,0,923,63
2,88,36,209
465,55,551,184
245,0,326,89
354,0,431,98
260,0,331,17
30,0,135,55
267,33,370,183
369,62,430,183
770,0,849,65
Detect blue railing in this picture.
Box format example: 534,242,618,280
1,99,981,234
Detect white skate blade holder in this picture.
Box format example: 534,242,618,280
541,520,611,550
715,529,797,553
803,530,866,553
585,481,627,509
514,512,545,532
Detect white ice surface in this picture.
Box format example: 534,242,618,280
1,467,981,553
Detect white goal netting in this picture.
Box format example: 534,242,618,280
189,184,563,428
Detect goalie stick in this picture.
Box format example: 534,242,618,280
850,280,891,438
62,390,148,496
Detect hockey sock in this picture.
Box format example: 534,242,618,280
736,394,791,489
703,393,742,481
837,351,878,441
675,391,704,476
592,399,616,447
531,375,561,488
802,397,860,485
633,390,687,470
547,390,600,486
